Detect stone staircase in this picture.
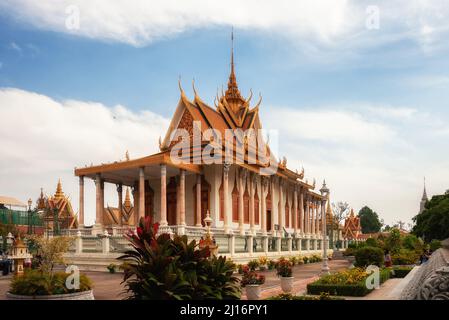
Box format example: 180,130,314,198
332,250,345,260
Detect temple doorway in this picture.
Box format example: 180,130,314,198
193,175,211,226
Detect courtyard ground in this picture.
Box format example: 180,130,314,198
0,259,350,300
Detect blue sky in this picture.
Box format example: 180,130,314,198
1,1,449,226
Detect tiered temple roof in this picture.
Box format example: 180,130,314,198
343,208,362,240
42,179,78,230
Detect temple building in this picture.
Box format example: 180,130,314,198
39,180,78,233
342,208,362,240
73,35,342,258
419,178,428,214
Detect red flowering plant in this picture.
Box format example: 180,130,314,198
276,258,293,278
118,215,241,300
241,265,266,287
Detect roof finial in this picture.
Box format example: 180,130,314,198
422,176,428,200
231,27,235,78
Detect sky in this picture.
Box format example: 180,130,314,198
1,0,449,227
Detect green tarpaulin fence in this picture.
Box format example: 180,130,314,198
0,209,44,226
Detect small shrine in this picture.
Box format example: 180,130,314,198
10,238,32,275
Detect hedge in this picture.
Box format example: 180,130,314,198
391,267,413,278
307,268,390,297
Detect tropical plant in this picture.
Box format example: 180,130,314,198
354,246,384,267
118,216,241,300
303,256,309,264
276,258,293,277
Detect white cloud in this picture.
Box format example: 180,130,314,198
0,87,169,225
3,0,449,53
261,104,449,226
1,87,448,227
9,42,22,55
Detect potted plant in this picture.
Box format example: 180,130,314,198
267,259,276,270
276,258,294,293
241,265,265,300
7,236,94,300
247,259,259,271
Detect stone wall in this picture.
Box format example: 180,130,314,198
400,238,449,300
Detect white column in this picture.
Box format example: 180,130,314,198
321,199,330,273
249,174,255,235
238,169,245,235
261,177,268,235
299,188,304,234
293,185,298,235
79,176,84,226
160,164,167,226
139,167,145,221
102,230,110,254
179,169,186,227
223,163,231,233
278,178,284,237
305,195,310,234
315,200,320,235
117,184,123,226
311,199,316,236
95,173,103,226
196,173,202,227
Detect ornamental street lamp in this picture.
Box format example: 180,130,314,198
27,198,33,235
320,181,330,274
6,232,14,255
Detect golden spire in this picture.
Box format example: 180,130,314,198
54,179,64,199
124,187,131,209
225,28,244,110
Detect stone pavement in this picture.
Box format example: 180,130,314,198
0,260,350,300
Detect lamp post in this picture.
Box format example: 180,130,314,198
320,181,330,274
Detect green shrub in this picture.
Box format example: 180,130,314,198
355,246,384,267
343,247,357,256
391,266,413,278
303,256,309,264
107,263,117,274
402,234,423,252
391,249,419,265
10,270,92,296
307,268,390,297
365,238,379,248
119,217,241,300
429,239,441,251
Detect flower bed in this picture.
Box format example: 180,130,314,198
307,268,390,297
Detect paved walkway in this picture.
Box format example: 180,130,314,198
0,260,350,300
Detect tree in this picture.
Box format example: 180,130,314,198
385,228,402,254
412,191,449,242
331,201,350,248
358,206,382,234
